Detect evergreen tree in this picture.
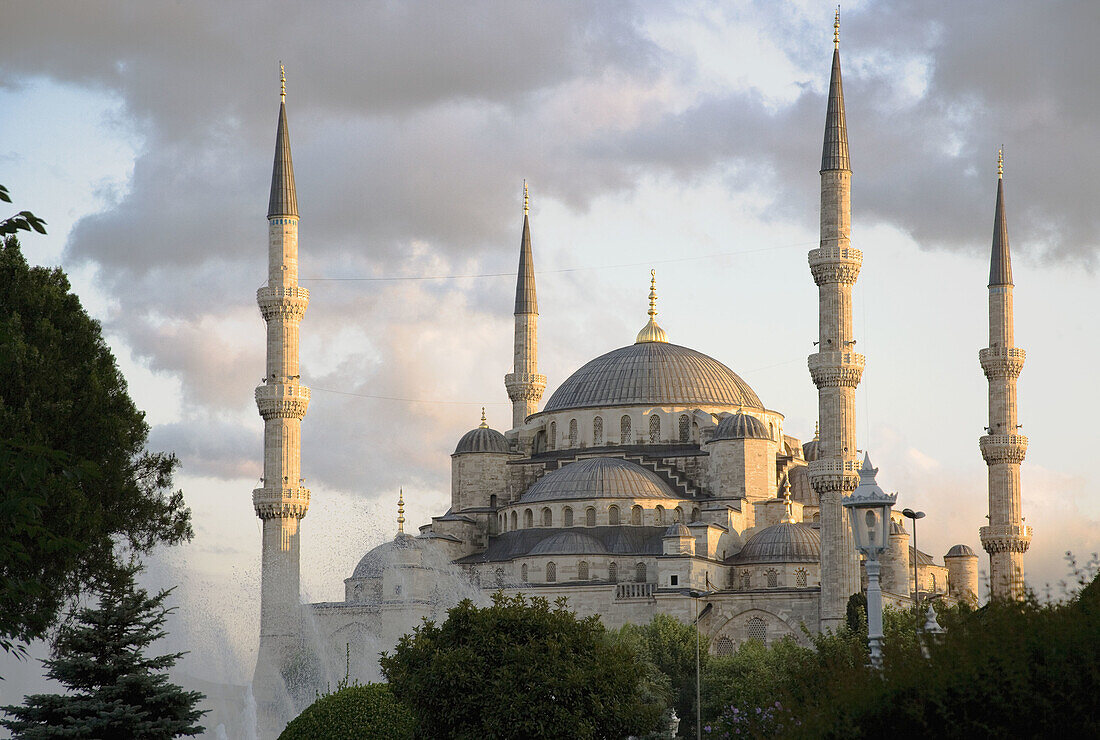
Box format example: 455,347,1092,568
0,566,206,739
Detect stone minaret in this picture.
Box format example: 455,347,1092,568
253,65,310,730
504,182,546,429
979,151,1031,599
807,13,864,630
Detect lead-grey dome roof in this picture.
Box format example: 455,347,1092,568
350,533,420,579
711,412,770,441
519,457,677,503
665,523,692,537
945,544,977,558
542,342,763,413
731,522,821,564
454,426,510,455
529,531,608,556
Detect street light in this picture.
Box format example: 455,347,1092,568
843,453,897,669
690,583,713,740
902,508,926,606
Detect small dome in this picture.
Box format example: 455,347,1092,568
945,544,977,558
732,522,820,564
529,531,608,556
665,523,692,537
350,533,421,579
454,426,509,455
519,457,677,503
890,520,907,536
710,412,770,442
802,438,820,461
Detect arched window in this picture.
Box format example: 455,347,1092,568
716,637,735,657
608,505,620,526
631,505,642,525
747,617,767,644
495,568,505,586
510,511,517,530
593,416,604,446
691,507,701,523
546,562,557,582
769,423,775,440
577,561,589,580
635,562,647,583
563,506,574,528
766,569,778,588
524,509,533,528
490,494,497,509
795,568,808,588
521,563,528,582
812,512,820,523
621,415,632,444
354,583,363,602
741,571,751,590
549,421,556,449
674,506,684,523
568,419,578,448
679,414,690,443
654,505,665,525
541,507,552,527
649,414,661,443
586,507,596,527
608,562,618,582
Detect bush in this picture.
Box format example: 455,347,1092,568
278,683,415,740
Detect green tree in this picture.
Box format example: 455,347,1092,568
278,684,415,740
0,565,206,739
379,592,666,740
0,184,47,236
616,613,704,738
0,235,192,655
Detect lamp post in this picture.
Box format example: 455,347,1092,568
843,453,897,669
902,508,926,606
690,584,713,740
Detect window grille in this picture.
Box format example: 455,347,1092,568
577,561,589,580
546,562,556,582
631,505,642,525
563,507,573,527
621,415,631,444
635,562,647,583
541,507,552,527
593,416,604,445
747,617,767,644
766,569,778,588
586,507,596,527
679,414,690,442
521,564,528,582
609,562,618,582
649,414,661,443
609,505,620,525
568,418,578,448
716,637,735,657
795,568,807,588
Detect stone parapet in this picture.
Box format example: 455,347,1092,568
807,351,865,388
255,383,311,420
979,434,1028,465
253,486,311,520
808,245,863,285
807,458,860,493
504,372,547,401
979,346,1025,379
980,524,1032,554
257,286,310,321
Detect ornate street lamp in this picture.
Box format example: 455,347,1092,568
843,453,897,669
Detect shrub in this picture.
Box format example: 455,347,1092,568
278,683,415,740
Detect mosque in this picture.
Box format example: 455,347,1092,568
250,17,1031,735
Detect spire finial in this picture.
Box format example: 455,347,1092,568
479,407,488,428
834,6,840,48
814,421,820,439
523,180,529,216
397,488,405,534
997,147,1004,179
781,476,794,523
648,269,657,318
635,269,669,343
280,62,286,103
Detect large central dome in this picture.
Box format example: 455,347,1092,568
543,341,763,413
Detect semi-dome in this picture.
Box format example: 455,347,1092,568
543,342,763,413
519,457,677,503
731,522,821,564
529,531,608,556
710,412,770,442
350,533,421,579
945,544,977,558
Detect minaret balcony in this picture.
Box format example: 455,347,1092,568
807,351,865,388
807,458,861,492
979,524,1032,554
257,286,309,321
505,372,547,401
979,346,1025,379
253,486,311,520
808,245,862,285
256,383,311,420
979,434,1028,465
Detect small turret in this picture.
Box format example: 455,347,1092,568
944,544,980,605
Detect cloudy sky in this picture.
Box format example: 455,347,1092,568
2,0,1098,698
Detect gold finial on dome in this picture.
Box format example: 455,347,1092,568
479,407,488,428
814,421,820,439
635,269,669,344
397,488,405,534
997,147,1004,179
834,6,840,48
523,180,529,216
280,62,286,103
781,479,794,523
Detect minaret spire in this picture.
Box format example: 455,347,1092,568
979,151,1030,599
504,182,547,430
253,64,311,735
808,18,864,630
635,269,669,343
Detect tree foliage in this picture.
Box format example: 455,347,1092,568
614,613,703,737
278,684,415,740
0,565,206,739
0,235,192,654
0,185,47,236
379,592,666,740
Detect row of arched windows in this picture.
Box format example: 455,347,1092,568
516,561,647,583
735,568,809,590
500,504,701,531
545,413,695,449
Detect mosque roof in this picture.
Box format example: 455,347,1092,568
349,533,422,579
529,531,608,556
731,522,821,564
519,458,678,504
665,523,692,537
456,526,667,564
945,544,978,558
542,342,763,413
710,412,770,442
454,426,510,455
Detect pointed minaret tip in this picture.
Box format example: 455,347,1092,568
635,269,669,343
523,179,529,216
397,488,406,534
479,407,488,428
997,147,1004,179
280,61,286,103
268,63,298,219
990,150,1013,287
821,12,849,172
834,6,840,48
